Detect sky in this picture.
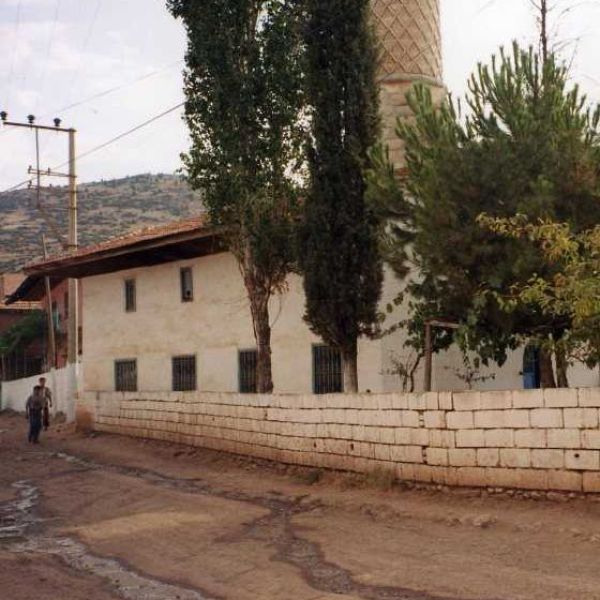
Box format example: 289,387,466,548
0,0,599,192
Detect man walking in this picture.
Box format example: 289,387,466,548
39,376,52,430
25,386,44,444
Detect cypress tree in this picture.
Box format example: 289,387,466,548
300,0,383,393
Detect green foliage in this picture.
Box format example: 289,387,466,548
168,0,306,391
300,0,384,387
369,43,600,372
0,311,45,356
480,215,600,367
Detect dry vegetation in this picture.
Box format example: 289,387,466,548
0,173,203,271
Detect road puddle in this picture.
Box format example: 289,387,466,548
0,479,212,600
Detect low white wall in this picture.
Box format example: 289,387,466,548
79,386,600,493
1,364,81,422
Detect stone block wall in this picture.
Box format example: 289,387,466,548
80,387,600,493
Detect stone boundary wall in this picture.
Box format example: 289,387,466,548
79,388,600,493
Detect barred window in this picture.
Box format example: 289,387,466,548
238,349,258,393
115,359,137,392
172,355,197,391
124,279,136,312
180,267,194,302
312,345,343,394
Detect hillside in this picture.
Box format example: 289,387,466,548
0,173,203,272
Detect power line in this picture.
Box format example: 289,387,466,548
35,0,62,115
0,101,185,199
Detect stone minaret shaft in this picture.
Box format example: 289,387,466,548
371,0,444,166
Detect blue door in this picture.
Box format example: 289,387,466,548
523,346,541,389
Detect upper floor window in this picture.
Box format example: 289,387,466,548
172,355,197,391
115,359,137,392
124,279,136,312
238,349,258,393
313,344,343,394
180,267,194,302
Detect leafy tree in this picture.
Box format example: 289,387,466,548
300,0,383,393
0,311,45,356
368,43,600,387
480,215,600,371
167,0,305,392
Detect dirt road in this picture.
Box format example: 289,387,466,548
1,412,600,600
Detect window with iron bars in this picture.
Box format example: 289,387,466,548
172,355,197,391
312,345,343,394
115,359,137,392
238,349,258,393
180,267,194,302
124,279,136,312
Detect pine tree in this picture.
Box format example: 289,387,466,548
300,0,383,393
369,43,600,387
167,0,305,392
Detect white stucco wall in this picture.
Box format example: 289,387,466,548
81,251,599,395
1,364,80,422
82,253,385,395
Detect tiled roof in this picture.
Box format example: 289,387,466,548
26,214,210,271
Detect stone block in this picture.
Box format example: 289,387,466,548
438,392,453,410
374,444,392,462
505,410,531,429
474,410,505,429
455,429,485,448
394,427,411,445
582,472,600,493
515,429,548,448
477,448,500,467
390,394,409,410
499,449,531,468
448,449,477,467
390,445,424,464
401,410,420,428
531,449,565,470
376,395,394,410
424,411,446,429
409,429,430,446
484,429,514,448
565,450,600,471
513,469,548,490
456,467,487,488
544,388,578,408
512,390,544,409
564,408,599,429
453,392,481,412
426,447,448,466
578,388,600,408
480,391,513,410
429,429,455,448
378,428,396,445
447,411,474,430
582,430,600,450
530,409,563,429
424,393,440,410
408,394,427,411
547,429,581,449
547,470,582,492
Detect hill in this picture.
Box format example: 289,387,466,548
0,173,203,272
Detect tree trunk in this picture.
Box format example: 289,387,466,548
539,346,556,388
555,346,569,389
248,290,273,394
342,340,359,394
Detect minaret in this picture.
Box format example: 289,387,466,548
371,0,444,166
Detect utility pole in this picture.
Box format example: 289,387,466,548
41,234,56,371
0,112,79,364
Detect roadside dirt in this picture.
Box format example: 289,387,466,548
1,412,600,600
